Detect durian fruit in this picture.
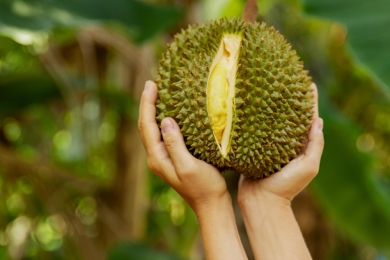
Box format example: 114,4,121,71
155,18,313,179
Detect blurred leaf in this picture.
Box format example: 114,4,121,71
0,35,61,116
0,36,40,73
100,88,138,122
0,0,182,43
303,0,390,95
201,0,250,21
311,103,390,253
201,0,276,21
146,173,199,258
0,35,21,52
0,73,60,117
107,242,185,260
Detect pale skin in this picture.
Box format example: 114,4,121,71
238,82,324,260
138,80,324,260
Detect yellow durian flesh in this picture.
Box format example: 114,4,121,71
207,62,229,143
206,34,242,157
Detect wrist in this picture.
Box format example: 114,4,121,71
238,189,291,213
192,192,248,260
192,192,232,217
239,196,310,260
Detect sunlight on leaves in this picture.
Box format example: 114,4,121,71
76,196,98,226
35,218,63,251
6,193,25,216
98,122,116,143
356,133,375,153
53,130,72,150
7,216,31,247
3,118,21,142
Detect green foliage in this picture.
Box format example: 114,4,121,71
1,0,390,259
201,0,277,21
100,88,139,122
0,35,60,117
107,242,185,260
0,1,184,259
0,0,182,43
303,0,390,95
262,1,390,257
0,73,60,117
312,104,390,253
146,174,199,258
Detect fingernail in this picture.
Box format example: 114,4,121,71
317,118,323,131
145,80,153,91
162,118,174,133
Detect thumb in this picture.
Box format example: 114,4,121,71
291,117,324,186
304,117,324,164
161,118,194,171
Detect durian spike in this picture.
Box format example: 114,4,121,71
242,0,258,24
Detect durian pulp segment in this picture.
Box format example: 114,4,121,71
207,34,242,157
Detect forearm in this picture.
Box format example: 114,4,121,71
240,197,311,260
195,194,247,260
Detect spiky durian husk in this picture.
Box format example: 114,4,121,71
155,18,313,179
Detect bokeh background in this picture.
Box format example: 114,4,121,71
0,0,390,259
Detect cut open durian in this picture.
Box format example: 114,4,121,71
156,18,314,178
206,34,242,157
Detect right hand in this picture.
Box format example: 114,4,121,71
238,83,324,207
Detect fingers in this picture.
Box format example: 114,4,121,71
303,117,324,172
273,117,324,196
138,81,169,167
138,81,179,184
138,81,164,154
138,81,163,155
310,83,319,119
161,118,196,176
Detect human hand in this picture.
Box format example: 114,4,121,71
237,83,324,207
138,81,230,212
139,80,247,259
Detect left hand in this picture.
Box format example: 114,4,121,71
138,81,230,212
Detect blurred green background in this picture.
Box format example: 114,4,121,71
0,0,389,259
